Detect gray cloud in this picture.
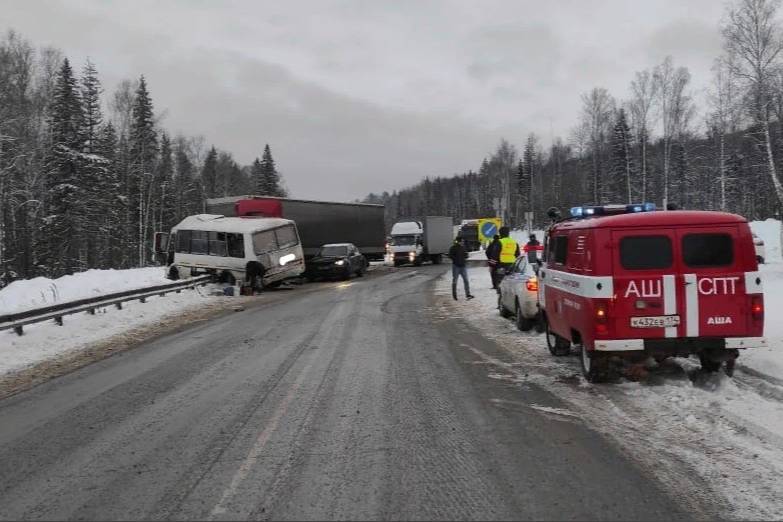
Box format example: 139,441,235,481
2,0,728,200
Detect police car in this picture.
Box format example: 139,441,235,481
539,204,766,382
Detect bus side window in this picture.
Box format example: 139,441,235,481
176,230,192,253
227,233,245,258
209,232,228,257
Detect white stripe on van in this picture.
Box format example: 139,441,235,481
663,275,677,338
540,267,614,299
684,274,699,337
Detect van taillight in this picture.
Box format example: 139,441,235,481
595,301,609,335
752,296,764,321
526,277,539,292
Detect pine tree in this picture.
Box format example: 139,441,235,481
46,57,84,276
201,146,218,199
80,59,102,154
174,137,199,219
157,133,174,231
610,108,634,203
96,122,120,267
79,59,105,267
259,144,284,196
129,75,157,265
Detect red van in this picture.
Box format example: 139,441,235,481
539,204,766,382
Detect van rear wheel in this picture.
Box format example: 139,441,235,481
580,344,607,383
545,321,570,356
699,353,722,373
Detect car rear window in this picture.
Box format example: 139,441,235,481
620,236,673,270
682,233,733,267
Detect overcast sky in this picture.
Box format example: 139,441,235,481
3,0,727,201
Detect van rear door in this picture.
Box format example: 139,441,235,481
677,226,747,337
611,229,680,340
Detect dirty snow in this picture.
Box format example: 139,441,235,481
435,264,783,520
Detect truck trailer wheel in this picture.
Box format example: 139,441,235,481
545,321,570,356
431,254,442,264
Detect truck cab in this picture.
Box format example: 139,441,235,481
389,221,425,266
539,204,766,382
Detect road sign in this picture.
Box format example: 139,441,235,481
478,218,502,243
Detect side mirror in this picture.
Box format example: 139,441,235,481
153,232,169,255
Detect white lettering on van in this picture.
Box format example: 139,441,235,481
624,279,662,299
698,277,739,296
707,316,733,325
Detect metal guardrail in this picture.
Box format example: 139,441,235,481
0,275,213,336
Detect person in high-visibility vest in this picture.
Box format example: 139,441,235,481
497,227,520,292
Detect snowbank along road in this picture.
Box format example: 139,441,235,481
0,264,701,520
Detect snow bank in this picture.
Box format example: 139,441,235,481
0,267,171,315
750,219,781,262
741,262,783,379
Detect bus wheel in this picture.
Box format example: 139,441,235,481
167,267,180,280
580,344,606,383
218,271,235,285
246,262,265,292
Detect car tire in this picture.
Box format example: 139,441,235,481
515,303,534,332
757,255,765,264
580,343,606,383
498,294,512,318
167,266,180,280
432,254,442,264
545,320,571,356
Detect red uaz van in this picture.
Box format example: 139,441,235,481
539,204,766,382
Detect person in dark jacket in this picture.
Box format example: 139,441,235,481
524,234,542,263
448,236,474,301
485,234,502,289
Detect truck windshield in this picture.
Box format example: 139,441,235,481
391,235,417,246
319,245,348,257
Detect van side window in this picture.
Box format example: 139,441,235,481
620,236,673,270
176,230,191,253
209,232,228,257
553,236,568,265
227,233,245,258
275,225,298,249
191,231,208,255
253,230,279,254
682,234,733,267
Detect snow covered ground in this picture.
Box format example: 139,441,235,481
436,264,783,519
0,268,230,376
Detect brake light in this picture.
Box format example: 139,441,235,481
595,301,609,335
752,296,764,322
526,277,538,292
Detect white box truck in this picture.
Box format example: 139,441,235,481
389,216,453,266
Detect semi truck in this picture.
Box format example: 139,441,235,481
459,219,481,251
388,216,453,266
206,196,386,260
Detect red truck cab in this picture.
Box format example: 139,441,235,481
540,204,766,382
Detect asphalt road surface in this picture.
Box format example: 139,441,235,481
0,264,691,520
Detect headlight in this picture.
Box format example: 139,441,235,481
279,253,295,266
335,259,345,266
408,252,416,261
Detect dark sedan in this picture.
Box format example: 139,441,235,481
306,243,367,281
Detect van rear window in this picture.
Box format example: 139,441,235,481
682,234,733,267
620,236,672,270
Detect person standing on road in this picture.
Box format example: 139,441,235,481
523,233,542,263
449,236,474,301
486,234,502,289
498,226,519,269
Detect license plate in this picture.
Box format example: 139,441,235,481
630,315,680,328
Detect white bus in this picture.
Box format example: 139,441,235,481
155,214,305,289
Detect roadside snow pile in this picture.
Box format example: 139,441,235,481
510,229,545,245
0,267,230,377
751,219,781,262
0,267,170,315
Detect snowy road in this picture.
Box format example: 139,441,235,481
0,264,692,520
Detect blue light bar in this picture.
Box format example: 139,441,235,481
570,206,584,217
584,207,596,215
643,202,656,211
627,204,643,213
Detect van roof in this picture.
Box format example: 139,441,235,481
172,214,293,234
554,210,746,230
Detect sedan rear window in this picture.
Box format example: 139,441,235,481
620,236,673,270
682,234,733,267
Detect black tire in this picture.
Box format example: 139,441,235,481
699,352,722,373
757,255,765,265
580,343,606,383
356,259,366,277
167,266,180,281
534,312,546,333
246,262,265,292
498,294,512,318
413,257,423,267
432,254,442,264
546,320,571,356
515,303,534,332
218,271,236,285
